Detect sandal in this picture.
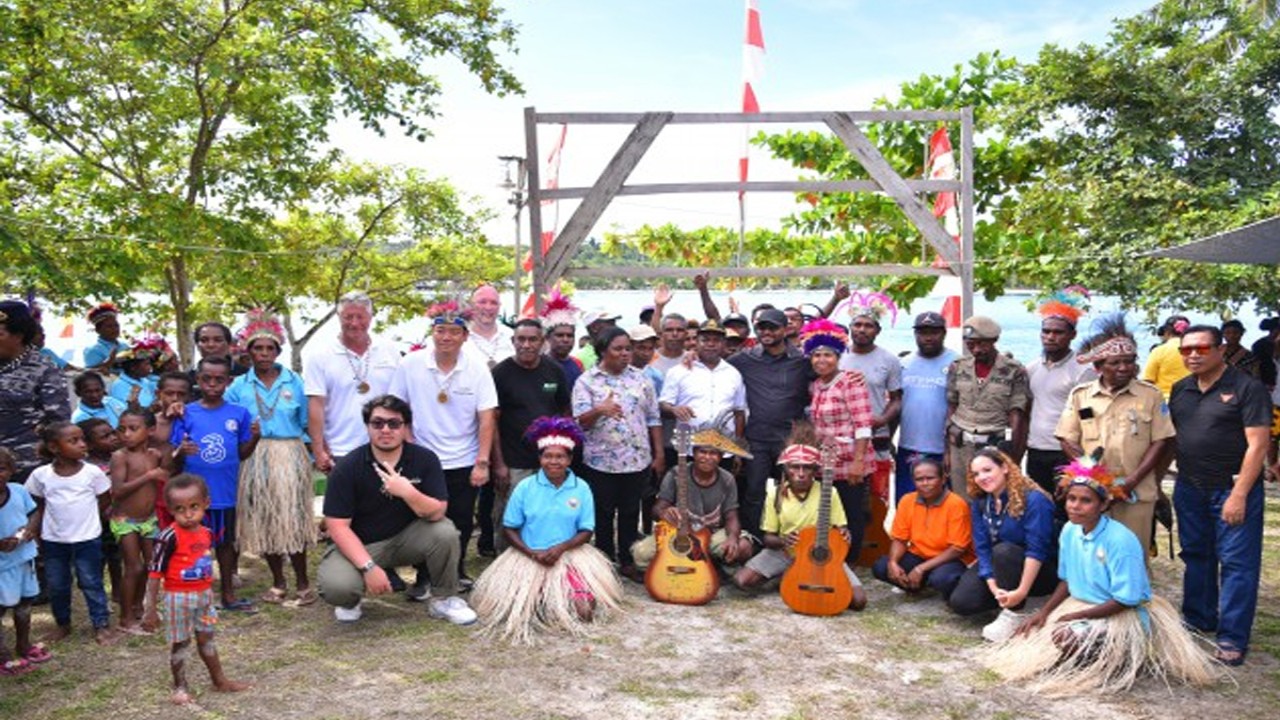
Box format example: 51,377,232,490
260,587,288,604
22,643,52,664
219,598,259,614
289,587,318,607
0,658,35,677
1214,644,1247,667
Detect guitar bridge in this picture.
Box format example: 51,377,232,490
798,584,835,593
665,567,696,575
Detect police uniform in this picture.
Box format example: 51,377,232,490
946,318,1029,495
1056,378,1175,552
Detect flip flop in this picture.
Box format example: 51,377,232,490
1214,644,1247,667
0,658,35,677
219,599,259,614
118,625,154,637
22,643,52,664
291,587,318,607
260,587,288,604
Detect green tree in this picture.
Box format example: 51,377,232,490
0,0,519,362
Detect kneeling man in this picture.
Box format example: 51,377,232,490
318,395,476,625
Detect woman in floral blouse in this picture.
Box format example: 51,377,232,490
571,327,664,582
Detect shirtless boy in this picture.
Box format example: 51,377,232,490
109,409,167,633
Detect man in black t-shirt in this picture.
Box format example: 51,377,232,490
490,319,572,552
1168,325,1270,665
317,395,476,625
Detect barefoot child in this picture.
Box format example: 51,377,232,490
24,422,116,645
79,418,123,609
0,448,50,676
110,409,168,633
142,474,249,704
170,357,260,611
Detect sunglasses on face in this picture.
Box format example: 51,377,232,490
368,418,405,430
1179,344,1218,357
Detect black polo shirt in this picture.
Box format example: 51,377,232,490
492,356,571,469
727,343,814,444
322,442,447,544
1168,366,1271,489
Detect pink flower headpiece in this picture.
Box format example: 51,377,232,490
836,290,899,327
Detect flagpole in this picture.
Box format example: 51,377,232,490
737,193,746,268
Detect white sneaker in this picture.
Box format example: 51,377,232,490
982,608,1023,643
428,596,477,626
334,601,363,623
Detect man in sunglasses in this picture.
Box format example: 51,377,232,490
1167,324,1270,666
317,395,477,625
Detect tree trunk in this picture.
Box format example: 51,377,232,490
165,254,195,368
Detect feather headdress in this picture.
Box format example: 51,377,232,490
1038,285,1090,327
87,302,119,327
237,307,285,348
425,298,472,327
836,290,899,327
1076,313,1138,365
524,415,586,452
799,318,849,357
1056,448,1130,502
540,287,579,329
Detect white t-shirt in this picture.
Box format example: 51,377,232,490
389,350,498,470
839,345,904,439
658,360,746,436
465,323,515,368
25,463,111,543
302,336,402,457
1027,351,1097,451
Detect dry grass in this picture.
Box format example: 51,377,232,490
3,488,1279,719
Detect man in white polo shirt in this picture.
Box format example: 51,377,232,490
304,292,402,473
389,299,497,591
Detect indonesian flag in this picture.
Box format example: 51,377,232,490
739,0,764,196
926,126,961,242
523,124,568,273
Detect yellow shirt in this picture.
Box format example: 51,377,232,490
761,483,847,536
1141,338,1190,399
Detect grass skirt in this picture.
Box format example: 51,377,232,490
472,545,624,644
980,595,1221,695
236,437,316,556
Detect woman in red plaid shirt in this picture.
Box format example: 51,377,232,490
801,319,875,564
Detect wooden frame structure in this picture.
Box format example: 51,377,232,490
523,106,976,319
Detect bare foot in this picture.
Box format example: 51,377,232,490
170,688,194,705
94,627,119,646
213,679,251,693
43,626,72,643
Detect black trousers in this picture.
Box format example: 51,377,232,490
833,480,868,567
581,466,647,567
948,541,1058,616
443,466,478,576
1025,448,1068,496
740,439,784,541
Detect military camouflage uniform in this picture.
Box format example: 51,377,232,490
945,354,1029,494
0,349,71,479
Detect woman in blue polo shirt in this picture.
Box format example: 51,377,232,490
472,416,623,644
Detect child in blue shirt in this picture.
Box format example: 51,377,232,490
72,372,128,428
0,448,49,675
171,357,259,611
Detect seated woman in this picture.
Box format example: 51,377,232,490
949,448,1058,642
471,417,623,644
982,456,1219,694
872,458,973,599
733,422,867,611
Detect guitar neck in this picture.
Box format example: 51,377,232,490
816,457,834,550
675,427,692,536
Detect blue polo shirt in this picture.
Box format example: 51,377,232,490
73,396,129,428
502,470,595,551
1059,515,1150,627
226,365,308,440
108,373,157,409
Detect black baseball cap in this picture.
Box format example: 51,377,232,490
754,308,787,328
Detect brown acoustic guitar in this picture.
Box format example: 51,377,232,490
780,439,854,616
644,424,720,605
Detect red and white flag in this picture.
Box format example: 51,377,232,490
739,0,765,195
523,124,568,273
926,126,961,271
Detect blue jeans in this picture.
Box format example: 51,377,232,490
43,538,110,629
894,448,944,502
1173,479,1264,652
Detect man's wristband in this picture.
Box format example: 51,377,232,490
358,559,376,574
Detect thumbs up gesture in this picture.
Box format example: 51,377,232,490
598,389,623,419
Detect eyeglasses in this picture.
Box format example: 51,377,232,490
368,418,405,430
1179,344,1218,357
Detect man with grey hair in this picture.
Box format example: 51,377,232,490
304,292,402,474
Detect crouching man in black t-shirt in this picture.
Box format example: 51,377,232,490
317,395,477,625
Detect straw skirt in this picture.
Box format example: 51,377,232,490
236,437,316,556
472,544,624,644
981,595,1221,695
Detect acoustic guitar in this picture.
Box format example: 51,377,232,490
644,424,720,605
780,439,854,616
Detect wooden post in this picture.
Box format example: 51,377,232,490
524,106,545,313
960,107,976,323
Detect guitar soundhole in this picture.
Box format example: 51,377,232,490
810,546,830,564
671,536,693,555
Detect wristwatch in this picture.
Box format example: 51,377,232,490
358,559,376,574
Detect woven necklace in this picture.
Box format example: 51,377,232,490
344,345,372,394
254,370,283,420
0,349,30,376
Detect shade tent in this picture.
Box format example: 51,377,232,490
1147,215,1280,264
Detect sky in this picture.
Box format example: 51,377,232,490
335,0,1156,246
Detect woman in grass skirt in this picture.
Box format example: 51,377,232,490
472,416,622,644
226,309,316,606
981,454,1220,694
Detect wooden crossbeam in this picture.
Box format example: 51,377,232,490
564,264,953,279
540,178,961,201
541,112,672,283
535,110,963,124
823,112,962,269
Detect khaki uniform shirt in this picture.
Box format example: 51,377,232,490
1055,378,1174,486
946,354,1029,433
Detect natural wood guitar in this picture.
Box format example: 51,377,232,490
780,440,854,616
645,424,720,605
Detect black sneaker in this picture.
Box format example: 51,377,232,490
457,576,474,594
405,582,430,602
386,569,407,593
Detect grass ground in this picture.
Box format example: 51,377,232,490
3,485,1278,720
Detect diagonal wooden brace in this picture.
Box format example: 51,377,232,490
824,112,962,269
